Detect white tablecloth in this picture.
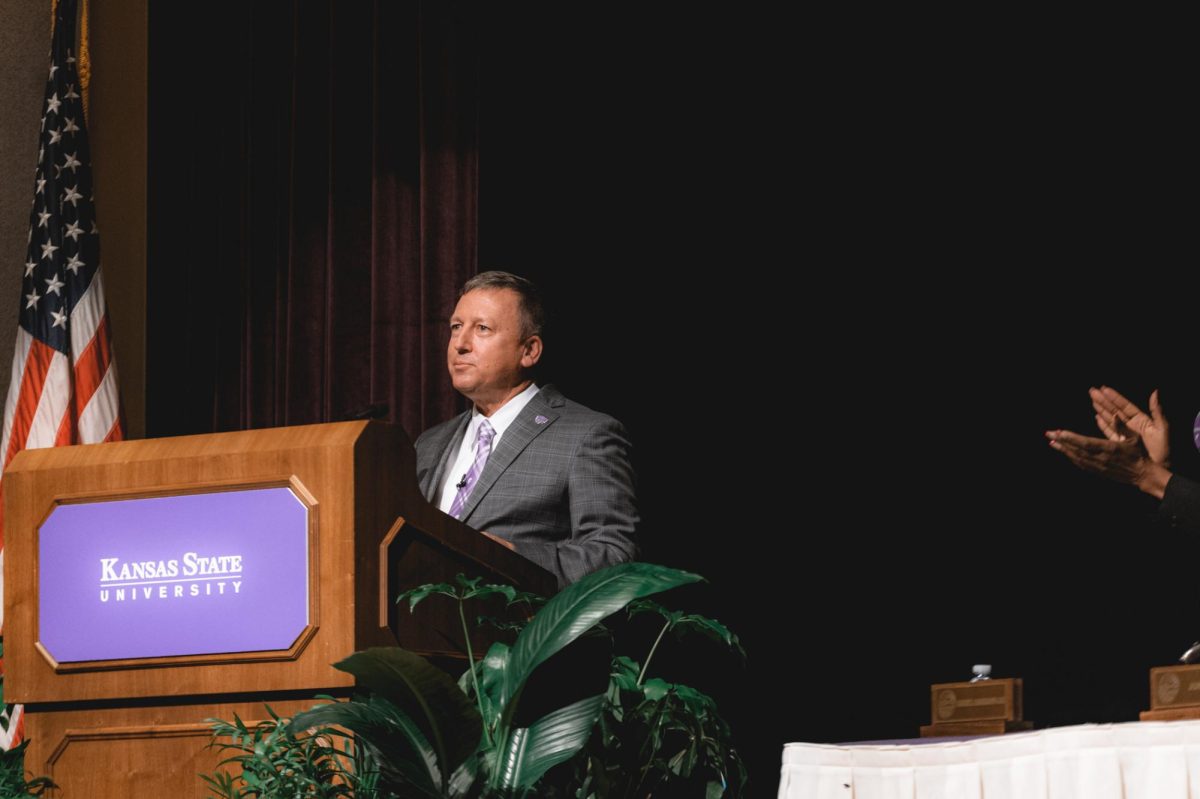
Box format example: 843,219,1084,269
779,720,1200,799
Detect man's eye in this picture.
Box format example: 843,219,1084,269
478,325,490,332
450,323,461,331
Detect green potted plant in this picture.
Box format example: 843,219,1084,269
203,562,746,797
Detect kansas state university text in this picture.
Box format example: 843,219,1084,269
97,551,244,603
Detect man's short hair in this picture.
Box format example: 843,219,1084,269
461,271,545,341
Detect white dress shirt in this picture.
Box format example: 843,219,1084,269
436,382,540,514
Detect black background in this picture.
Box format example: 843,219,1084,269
476,6,1199,790
148,3,1200,791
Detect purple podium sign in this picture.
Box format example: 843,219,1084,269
38,486,310,663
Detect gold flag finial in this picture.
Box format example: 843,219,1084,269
48,0,90,122
79,0,91,122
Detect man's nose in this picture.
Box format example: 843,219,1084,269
453,329,472,351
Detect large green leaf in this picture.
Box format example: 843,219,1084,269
457,641,510,728
331,648,482,781
501,563,702,712
289,697,442,798
448,751,489,798
493,694,605,791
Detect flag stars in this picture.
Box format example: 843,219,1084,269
62,185,82,206
62,152,81,172
65,254,84,274
24,259,37,277
48,63,58,80
25,289,41,310
37,178,46,194
63,221,83,241
37,210,51,228
40,240,58,260
50,308,68,329
44,274,65,295
63,117,79,134
46,93,61,115
64,83,79,100
49,127,62,145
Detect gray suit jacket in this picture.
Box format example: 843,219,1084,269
414,384,639,587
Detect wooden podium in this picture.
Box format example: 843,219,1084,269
2,421,553,797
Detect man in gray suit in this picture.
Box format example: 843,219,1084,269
414,271,639,586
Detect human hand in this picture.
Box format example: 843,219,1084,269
1045,425,1172,499
1090,386,1169,466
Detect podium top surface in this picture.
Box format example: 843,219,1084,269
5,420,392,474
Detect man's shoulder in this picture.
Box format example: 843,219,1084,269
537,386,626,433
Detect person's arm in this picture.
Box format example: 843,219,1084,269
1047,386,1200,528
555,416,640,586
1159,474,1200,532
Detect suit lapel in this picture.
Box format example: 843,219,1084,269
424,413,471,503
459,386,563,523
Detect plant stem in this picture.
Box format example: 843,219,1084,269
637,620,670,686
459,597,494,748
628,702,668,799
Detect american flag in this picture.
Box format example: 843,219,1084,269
0,0,124,750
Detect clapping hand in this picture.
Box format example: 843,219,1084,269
1089,386,1169,466
1046,386,1173,499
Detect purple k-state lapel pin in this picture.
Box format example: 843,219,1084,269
535,415,549,425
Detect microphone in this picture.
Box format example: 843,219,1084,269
340,402,389,420
455,474,469,490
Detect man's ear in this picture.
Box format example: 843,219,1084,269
521,335,543,368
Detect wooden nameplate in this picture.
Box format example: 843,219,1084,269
1141,664,1200,721
922,677,1029,738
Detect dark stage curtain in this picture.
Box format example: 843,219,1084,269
147,0,477,439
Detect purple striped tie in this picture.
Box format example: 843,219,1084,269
449,419,494,519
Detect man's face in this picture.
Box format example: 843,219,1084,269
447,288,542,409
